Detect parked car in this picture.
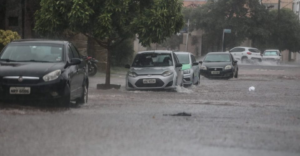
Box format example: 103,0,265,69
200,52,238,79
174,52,200,86
0,39,89,106
262,49,282,64
125,50,183,90
228,46,262,63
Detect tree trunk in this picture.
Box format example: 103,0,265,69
105,47,111,86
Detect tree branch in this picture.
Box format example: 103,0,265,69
83,33,108,48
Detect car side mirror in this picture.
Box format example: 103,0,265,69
69,58,81,66
176,63,182,68
279,53,282,56
199,61,203,64
234,60,238,64
125,64,130,69
193,62,199,66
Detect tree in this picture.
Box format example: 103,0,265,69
0,30,21,50
34,0,184,87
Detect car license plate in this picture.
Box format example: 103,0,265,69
10,87,31,94
211,71,220,74
143,79,156,84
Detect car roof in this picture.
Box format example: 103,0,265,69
231,46,258,49
137,50,173,54
11,39,68,45
174,51,193,55
207,52,230,55
264,49,280,51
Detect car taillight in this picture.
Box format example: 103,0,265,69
87,56,92,59
247,52,252,55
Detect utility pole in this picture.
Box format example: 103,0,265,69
278,0,281,23
185,19,190,52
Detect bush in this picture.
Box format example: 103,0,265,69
0,30,21,50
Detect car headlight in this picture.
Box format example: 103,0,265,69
162,71,173,77
128,72,137,77
225,65,232,70
200,66,207,70
183,69,191,74
43,70,61,82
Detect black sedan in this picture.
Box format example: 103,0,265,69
200,52,238,79
0,39,89,106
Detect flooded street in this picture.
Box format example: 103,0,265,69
1,64,300,156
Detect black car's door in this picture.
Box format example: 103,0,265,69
69,44,85,97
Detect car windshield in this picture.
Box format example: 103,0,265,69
0,43,64,62
264,51,278,56
132,53,173,67
204,54,231,62
176,54,190,64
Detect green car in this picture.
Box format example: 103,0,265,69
175,52,200,86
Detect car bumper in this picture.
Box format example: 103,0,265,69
126,75,176,90
182,74,193,85
0,79,66,101
200,69,233,78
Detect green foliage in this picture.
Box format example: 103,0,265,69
0,30,21,50
35,0,184,47
34,0,184,85
184,0,300,52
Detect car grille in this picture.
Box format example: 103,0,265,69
135,79,164,87
2,79,40,85
263,58,276,61
208,67,223,71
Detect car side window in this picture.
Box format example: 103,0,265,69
70,44,80,58
191,55,196,63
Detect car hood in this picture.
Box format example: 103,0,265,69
130,66,173,75
202,62,232,68
0,62,66,77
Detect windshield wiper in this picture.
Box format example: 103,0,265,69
0,59,16,62
19,60,52,63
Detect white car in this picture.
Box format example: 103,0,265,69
125,51,183,90
262,49,282,64
174,52,200,86
229,47,262,63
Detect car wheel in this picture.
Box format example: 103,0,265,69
241,57,247,63
77,82,88,105
58,84,71,107
234,69,238,78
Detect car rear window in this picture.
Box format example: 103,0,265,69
230,48,245,52
249,49,260,53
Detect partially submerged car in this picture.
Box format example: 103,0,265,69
0,39,89,106
200,52,238,79
125,51,183,90
262,49,282,64
174,52,200,86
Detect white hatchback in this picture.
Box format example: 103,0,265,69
229,47,262,63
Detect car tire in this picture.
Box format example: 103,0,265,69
234,69,238,78
88,64,97,76
58,84,71,107
77,82,88,105
241,57,247,63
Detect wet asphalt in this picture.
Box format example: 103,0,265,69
0,63,300,156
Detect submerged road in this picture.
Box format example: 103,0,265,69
1,63,300,156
